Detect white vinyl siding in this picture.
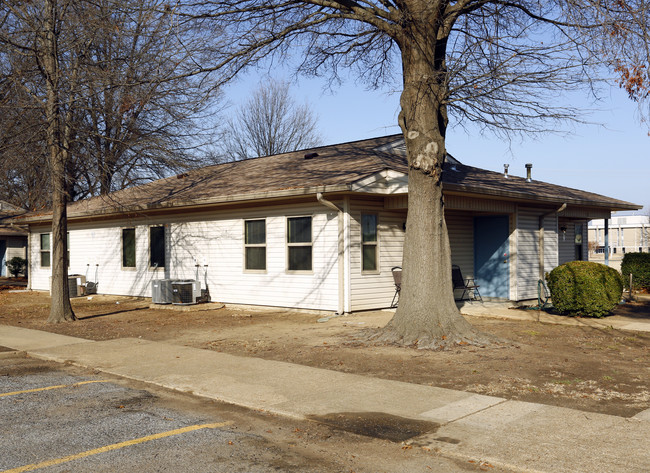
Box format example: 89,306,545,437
349,199,405,311
447,212,474,281
559,219,588,264
516,208,559,300
516,209,541,300
543,214,558,275
559,219,576,265
29,203,339,311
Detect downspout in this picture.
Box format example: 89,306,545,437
317,193,346,315
27,229,32,290
539,203,567,281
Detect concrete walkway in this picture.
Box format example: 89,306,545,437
1,324,649,473
458,295,650,333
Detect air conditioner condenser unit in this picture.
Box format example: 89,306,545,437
151,279,174,304
171,280,201,305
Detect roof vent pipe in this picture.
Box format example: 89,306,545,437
503,164,509,178
525,163,533,182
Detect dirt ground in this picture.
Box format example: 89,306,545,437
1,287,648,418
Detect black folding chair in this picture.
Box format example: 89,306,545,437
452,264,482,302
391,266,402,308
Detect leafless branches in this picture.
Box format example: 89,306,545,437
219,79,321,160
183,1,650,136
0,0,225,207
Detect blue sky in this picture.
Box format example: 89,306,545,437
222,72,649,215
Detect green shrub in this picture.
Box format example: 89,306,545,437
621,252,650,290
6,256,27,278
547,261,623,318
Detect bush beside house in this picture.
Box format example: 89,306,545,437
547,261,623,318
6,256,27,278
621,252,650,291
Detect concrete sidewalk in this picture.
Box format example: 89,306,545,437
1,324,649,473
458,296,650,333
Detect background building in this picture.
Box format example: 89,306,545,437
588,215,649,270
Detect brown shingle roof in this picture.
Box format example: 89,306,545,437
15,134,639,223
443,162,638,209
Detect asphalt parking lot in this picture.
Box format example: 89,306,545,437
0,351,487,473
0,353,284,472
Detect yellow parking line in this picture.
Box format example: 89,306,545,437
0,380,109,398
2,421,233,473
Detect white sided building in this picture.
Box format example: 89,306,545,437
16,135,639,312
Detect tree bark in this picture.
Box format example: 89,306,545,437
41,0,76,323
379,11,489,348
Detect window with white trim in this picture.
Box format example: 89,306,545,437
361,214,378,272
287,216,312,271
244,219,266,270
150,226,165,268
122,228,136,268
40,233,50,267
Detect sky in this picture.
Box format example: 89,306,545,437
221,71,649,216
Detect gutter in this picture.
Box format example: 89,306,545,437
17,184,355,224
539,203,567,281
443,183,640,211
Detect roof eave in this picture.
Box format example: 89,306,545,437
18,184,355,224
443,183,640,211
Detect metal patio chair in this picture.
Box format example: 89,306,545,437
391,266,402,308
452,264,482,302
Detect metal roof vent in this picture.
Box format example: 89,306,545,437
304,152,319,160
503,164,509,178
525,163,532,182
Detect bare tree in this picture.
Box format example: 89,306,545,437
38,0,77,322
184,1,650,348
0,0,223,322
220,79,321,160
0,85,49,210
1,0,223,203
69,0,222,197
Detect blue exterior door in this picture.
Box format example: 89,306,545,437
474,216,510,299
0,240,6,277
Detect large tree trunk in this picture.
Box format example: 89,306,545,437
42,0,76,323
380,15,489,348
48,157,76,323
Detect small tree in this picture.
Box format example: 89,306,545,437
220,79,321,160
6,257,27,278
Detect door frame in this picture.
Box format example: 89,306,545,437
473,215,510,299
